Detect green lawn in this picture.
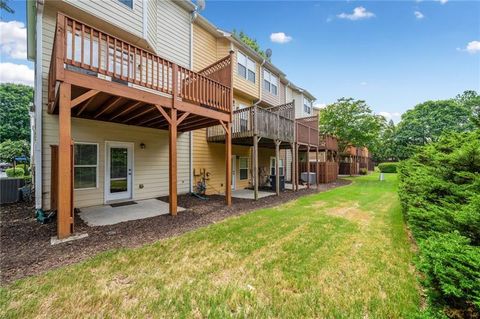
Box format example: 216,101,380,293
1,174,421,318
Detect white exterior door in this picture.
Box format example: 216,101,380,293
105,142,133,202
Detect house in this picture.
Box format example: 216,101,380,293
27,0,234,239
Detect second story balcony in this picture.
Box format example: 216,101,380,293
319,134,338,151
207,102,295,147
295,115,320,150
48,13,232,131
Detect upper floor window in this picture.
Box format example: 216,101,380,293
237,51,256,83
263,69,278,95
118,0,133,8
304,97,312,114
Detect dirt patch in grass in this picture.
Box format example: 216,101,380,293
325,202,372,225
0,179,351,284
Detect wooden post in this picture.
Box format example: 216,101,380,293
168,108,177,215
275,140,280,195
253,135,259,200
295,143,299,191
57,82,73,239
306,145,310,189
316,148,319,187
225,121,232,206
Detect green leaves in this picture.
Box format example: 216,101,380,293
0,83,33,142
319,98,383,153
0,139,30,163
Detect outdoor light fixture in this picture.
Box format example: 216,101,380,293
140,143,146,149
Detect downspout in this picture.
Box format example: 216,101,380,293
34,0,44,210
253,59,266,107
189,8,198,193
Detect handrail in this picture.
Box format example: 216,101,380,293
49,13,232,114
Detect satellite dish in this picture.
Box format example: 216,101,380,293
265,48,272,58
197,0,206,12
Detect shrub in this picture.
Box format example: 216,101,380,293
378,162,398,173
15,164,30,175
359,168,368,175
5,167,24,177
398,130,480,315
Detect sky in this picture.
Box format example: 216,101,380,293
1,0,479,122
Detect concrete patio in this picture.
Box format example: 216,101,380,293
231,189,276,199
79,199,185,226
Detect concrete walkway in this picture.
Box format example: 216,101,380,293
79,199,185,226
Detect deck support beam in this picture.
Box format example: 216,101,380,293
307,145,310,189
57,82,73,239
220,120,232,206
253,135,259,200
168,108,178,215
275,140,281,195
316,148,319,188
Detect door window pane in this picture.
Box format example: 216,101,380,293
110,147,128,193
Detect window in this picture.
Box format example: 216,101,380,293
263,69,278,95
304,97,312,114
237,51,256,83
74,143,98,189
239,157,249,180
118,0,133,8
270,157,284,176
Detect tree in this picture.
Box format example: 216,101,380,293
0,0,14,13
456,90,480,128
0,83,33,142
319,98,383,153
0,139,30,163
374,119,398,162
232,30,268,60
395,99,474,159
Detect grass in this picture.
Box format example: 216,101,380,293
0,173,421,318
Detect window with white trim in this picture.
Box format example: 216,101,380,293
263,69,278,95
237,51,256,83
118,0,133,8
239,157,249,180
270,157,284,176
304,97,312,114
74,143,98,189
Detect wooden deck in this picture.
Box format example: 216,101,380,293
207,102,295,147
48,13,234,238
296,115,320,150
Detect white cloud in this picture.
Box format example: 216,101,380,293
313,102,327,109
0,20,27,59
270,32,292,44
414,11,424,19
0,63,34,86
360,81,368,86
379,111,402,123
457,41,480,54
337,7,375,21
436,0,448,4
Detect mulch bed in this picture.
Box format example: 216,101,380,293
0,179,350,284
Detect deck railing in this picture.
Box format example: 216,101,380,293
207,105,294,143
295,115,319,147
319,134,338,151
48,13,232,114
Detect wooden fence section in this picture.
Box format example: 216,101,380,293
296,115,319,147
339,162,359,175
296,161,339,184
207,105,295,143
48,13,231,114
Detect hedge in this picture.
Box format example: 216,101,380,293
5,167,24,177
378,162,398,173
398,130,480,316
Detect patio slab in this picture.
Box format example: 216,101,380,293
79,199,185,226
231,189,276,199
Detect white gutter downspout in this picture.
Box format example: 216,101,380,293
253,59,266,107
34,0,44,210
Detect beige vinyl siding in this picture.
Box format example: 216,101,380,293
41,7,190,209
145,0,158,50
279,81,286,104
216,38,231,60
232,45,260,100
286,85,294,104
156,0,191,67
293,90,305,118
63,0,143,38
262,83,280,107
192,23,218,71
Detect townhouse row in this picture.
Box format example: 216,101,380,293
27,0,338,239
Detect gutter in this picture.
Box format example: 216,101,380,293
189,8,198,192
34,0,44,210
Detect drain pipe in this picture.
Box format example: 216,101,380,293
34,0,44,211
189,7,198,193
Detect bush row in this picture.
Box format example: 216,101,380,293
378,162,398,173
398,130,480,316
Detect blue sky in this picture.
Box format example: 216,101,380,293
1,0,479,122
